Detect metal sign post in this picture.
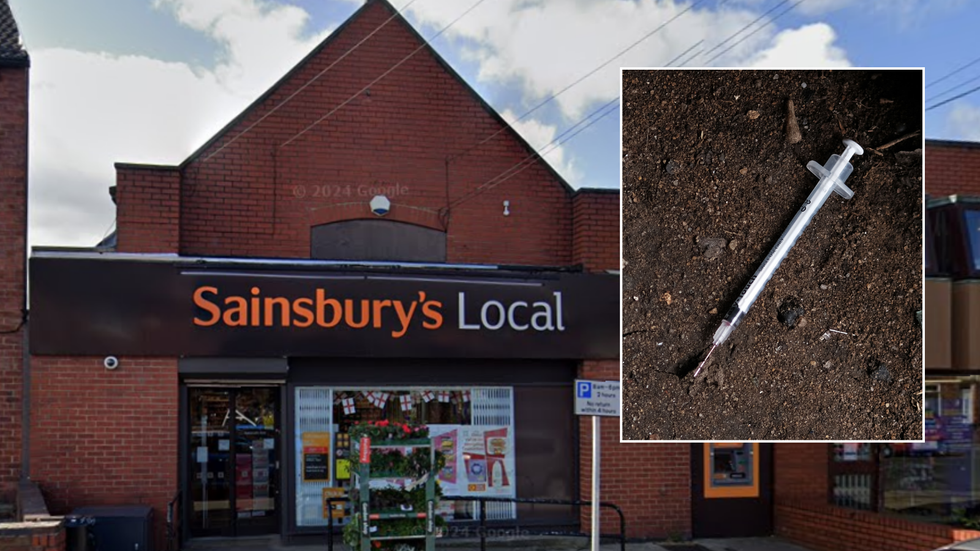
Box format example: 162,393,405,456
574,379,621,551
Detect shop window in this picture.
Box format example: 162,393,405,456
879,382,980,526
964,210,980,271
310,220,447,262
293,386,516,528
829,443,878,511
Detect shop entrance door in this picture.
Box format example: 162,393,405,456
691,443,773,538
188,387,280,537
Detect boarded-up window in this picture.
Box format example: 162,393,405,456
311,220,446,262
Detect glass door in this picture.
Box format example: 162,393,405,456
188,387,279,538
234,388,279,535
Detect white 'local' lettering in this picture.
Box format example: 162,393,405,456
458,291,565,332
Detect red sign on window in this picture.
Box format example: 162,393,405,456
359,437,371,464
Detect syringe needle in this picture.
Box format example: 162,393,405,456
693,343,717,378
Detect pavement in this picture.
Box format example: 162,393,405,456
183,535,816,551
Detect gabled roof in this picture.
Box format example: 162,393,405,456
0,0,29,68
177,0,579,195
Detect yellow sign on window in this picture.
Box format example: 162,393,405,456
322,487,346,519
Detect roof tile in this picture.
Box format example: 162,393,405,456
0,0,29,65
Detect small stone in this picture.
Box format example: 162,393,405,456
633,296,639,301
820,284,828,290
798,317,807,328
801,82,807,88
665,160,680,174
739,167,748,175
662,292,672,305
699,237,727,261
748,110,760,119
709,308,718,314
824,361,833,369
729,240,738,250
777,297,805,328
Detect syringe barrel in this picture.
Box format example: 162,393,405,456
716,141,861,344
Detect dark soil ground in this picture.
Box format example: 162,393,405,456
621,69,923,441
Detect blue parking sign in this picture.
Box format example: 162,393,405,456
577,381,592,399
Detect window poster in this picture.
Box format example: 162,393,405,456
302,432,331,482
430,425,515,498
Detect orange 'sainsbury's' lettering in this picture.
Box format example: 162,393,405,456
293,298,314,328
422,300,443,329
193,286,221,326
190,286,479,337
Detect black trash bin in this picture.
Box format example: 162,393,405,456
64,515,95,551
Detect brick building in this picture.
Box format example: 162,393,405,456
0,0,29,505
8,1,621,548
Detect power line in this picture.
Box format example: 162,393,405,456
926,72,980,103
450,97,620,209
926,83,980,112
926,55,980,89
280,0,488,149
703,0,805,66
666,40,704,68
201,0,420,163
699,0,791,59
676,45,706,68
447,0,716,163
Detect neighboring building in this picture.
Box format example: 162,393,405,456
0,0,29,503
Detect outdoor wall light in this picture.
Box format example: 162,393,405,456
370,195,390,216
503,200,510,216
103,356,120,370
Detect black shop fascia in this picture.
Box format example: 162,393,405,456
29,251,618,359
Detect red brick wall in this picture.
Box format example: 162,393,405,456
154,0,574,265
0,64,29,494
29,357,177,550
573,191,620,272
115,164,180,253
773,444,980,551
774,444,828,503
925,140,980,197
0,523,65,551
578,360,690,539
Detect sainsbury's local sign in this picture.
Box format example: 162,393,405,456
191,286,568,336
30,255,618,359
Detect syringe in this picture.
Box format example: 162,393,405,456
693,139,864,378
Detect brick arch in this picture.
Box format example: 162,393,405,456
308,201,445,231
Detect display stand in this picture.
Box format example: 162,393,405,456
353,438,437,551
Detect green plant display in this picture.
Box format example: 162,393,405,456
345,422,442,551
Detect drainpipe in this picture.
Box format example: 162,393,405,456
21,318,29,482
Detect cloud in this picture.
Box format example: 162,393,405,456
746,23,850,67
945,102,980,142
28,0,330,247
501,110,579,185
403,0,850,121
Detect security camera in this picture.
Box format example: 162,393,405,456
370,195,390,216
103,356,120,370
